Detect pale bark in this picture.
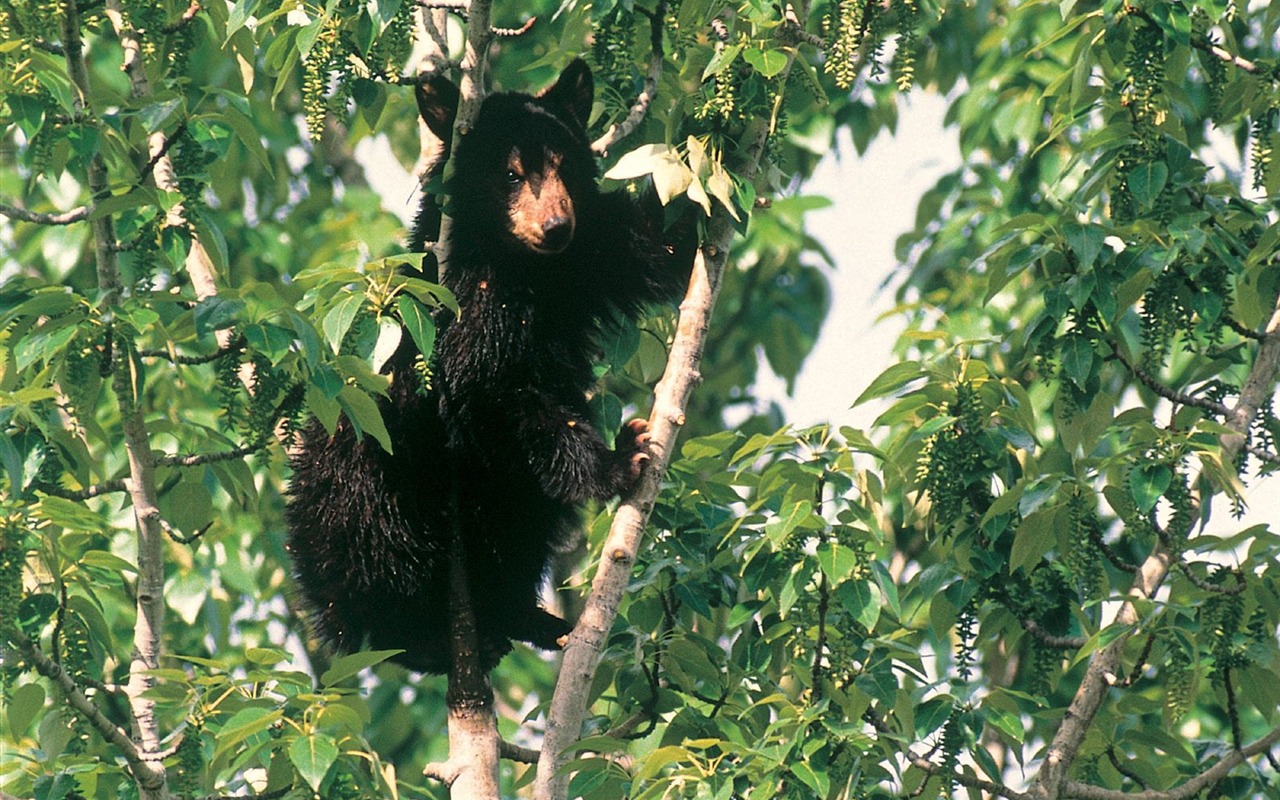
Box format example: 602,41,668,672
60,3,170,798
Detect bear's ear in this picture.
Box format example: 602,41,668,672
539,58,594,127
415,74,460,144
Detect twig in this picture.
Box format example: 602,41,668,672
137,119,188,185
493,16,534,37
1062,723,1280,800
1021,618,1086,650
1244,443,1279,465
863,706,1030,800
1090,523,1140,573
1111,349,1232,417
0,201,91,225
161,1,201,33
1225,316,1265,341
592,0,666,155
137,332,243,365
1119,632,1156,687
1174,562,1246,594
40,478,128,500
1107,746,1150,789
7,627,164,787
780,3,825,48
1125,6,1263,75
1222,663,1243,749
157,440,269,468
499,740,540,764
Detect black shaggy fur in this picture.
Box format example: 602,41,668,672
285,60,695,674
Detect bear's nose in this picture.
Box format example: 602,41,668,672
540,217,573,252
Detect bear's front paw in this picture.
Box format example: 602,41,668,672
609,418,652,492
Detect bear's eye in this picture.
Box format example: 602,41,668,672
506,169,522,185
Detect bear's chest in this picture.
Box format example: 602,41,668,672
443,281,596,389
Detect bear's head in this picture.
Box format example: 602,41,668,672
416,60,598,259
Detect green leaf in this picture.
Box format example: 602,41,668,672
7,682,46,737
1059,334,1094,388
211,707,281,762
322,293,365,355
337,386,393,454
1063,222,1104,270
743,47,789,78
193,296,245,338
1129,463,1172,514
835,580,881,632
816,540,859,584
854,361,926,406
983,705,1025,745
396,296,436,361
319,649,404,687
1127,162,1168,207
1010,507,1057,573
290,732,338,792
162,479,214,534
791,761,829,796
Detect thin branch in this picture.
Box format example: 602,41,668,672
1111,349,1232,417
1245,442,1279,465
1191,35,1262,75
1021,619,1086,650
535,29,801,799
780,3,825,48
6,627,164,787
1174,562,1246,594
1062,724,1280,800
137,119,188,185
1125,6,1263,75
137,332,243,365
156,440,269,468
1106,746,1150,789
1225,316,1265,341
1118,632,1157,687
493,16,535,37
499,740,541,764
40,478,128,500
592,0,666,155
864,707,1030,800
161,1,201,33
0,201,91,225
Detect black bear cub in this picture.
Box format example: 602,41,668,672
286,60,694,674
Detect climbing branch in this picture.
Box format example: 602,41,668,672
532,38,801,800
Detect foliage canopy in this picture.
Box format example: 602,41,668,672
1,1,1279,799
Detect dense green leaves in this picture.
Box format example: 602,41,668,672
3,0,1279,799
